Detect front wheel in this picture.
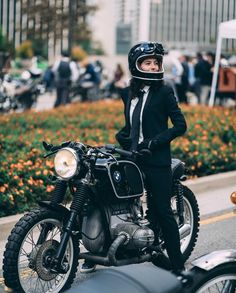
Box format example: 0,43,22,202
3,208,80,293
186,263,236,293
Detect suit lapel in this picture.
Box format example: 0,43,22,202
142,89,152,121
125,93,132,128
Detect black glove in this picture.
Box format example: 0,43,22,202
137,139,158,152
115,132,132,151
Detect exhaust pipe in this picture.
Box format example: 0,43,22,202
79,233,152,266
179,224,191,239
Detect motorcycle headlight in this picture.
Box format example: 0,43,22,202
54,147,79,180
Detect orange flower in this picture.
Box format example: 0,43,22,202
0,186,6,192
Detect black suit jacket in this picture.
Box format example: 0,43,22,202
116,84,187,167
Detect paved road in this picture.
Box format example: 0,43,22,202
34,91,56,111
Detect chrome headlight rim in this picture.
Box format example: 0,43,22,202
54,147,79,180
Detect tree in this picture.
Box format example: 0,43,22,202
0,27,13,53
19,0,97,57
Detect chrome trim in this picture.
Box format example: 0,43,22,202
107,160,144,199
192,249,236,271
54,147,79,180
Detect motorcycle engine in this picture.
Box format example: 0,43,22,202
82,200,155,253
113,223,155,250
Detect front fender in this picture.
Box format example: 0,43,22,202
192,249,236,271
38,201,70,217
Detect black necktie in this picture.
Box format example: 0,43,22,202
130,90,144,151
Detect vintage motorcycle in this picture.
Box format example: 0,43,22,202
3,141,200,293
0,70,41,112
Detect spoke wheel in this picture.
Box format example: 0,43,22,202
187,263,236,293
3,208,79,293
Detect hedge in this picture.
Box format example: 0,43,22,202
0,100,235,217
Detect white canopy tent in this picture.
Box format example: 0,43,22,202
209,19,236,106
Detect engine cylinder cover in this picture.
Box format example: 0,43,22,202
82,207,105,253
114,223,155,250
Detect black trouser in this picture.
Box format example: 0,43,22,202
141,165,184,270
55,79,70,107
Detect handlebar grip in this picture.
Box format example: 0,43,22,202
105,144,133,158
114,148,133,158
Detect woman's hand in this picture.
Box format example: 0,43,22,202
137,139,158,151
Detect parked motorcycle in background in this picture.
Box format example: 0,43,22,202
0,69,42,112
3,141,200,293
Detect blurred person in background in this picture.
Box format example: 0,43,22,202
109,63,126,97
171,57,184,103
194,52,213,105
176,55,189,104
43,65,54,92
78,60,101,102
52,50,79,107
186,56,200,104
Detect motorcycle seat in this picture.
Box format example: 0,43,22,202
67,264,183,293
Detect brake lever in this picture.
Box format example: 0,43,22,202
96,148,118,164
43,150,59,158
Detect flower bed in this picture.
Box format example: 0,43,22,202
0,100,235,217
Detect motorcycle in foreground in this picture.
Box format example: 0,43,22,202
184,190,236,293
3,141,200,293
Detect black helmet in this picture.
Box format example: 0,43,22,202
128,42,165,81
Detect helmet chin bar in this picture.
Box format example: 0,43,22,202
131,75,164,81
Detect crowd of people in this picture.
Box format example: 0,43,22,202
41,49,235,108
43,50,127,108
166,51,215,105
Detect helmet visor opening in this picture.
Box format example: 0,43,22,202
136,54,164,73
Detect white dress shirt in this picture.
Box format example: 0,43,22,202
130,85,150,144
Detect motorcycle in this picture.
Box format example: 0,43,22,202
0,70,41,112
183,191,236,293
3,141,200,293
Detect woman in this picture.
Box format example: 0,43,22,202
116,42,187,272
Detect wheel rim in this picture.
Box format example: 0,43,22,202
196,275,236,293
171,196,194,253
17,218,74,293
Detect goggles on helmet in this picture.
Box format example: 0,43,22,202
133,42,164,55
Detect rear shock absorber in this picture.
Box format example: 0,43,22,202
174,180,184,225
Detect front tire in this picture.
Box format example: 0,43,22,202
186,263,236,293
3,208,79,293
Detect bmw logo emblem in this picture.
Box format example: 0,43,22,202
113,171,121,182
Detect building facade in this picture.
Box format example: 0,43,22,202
0,0,235,59
149,0,236,53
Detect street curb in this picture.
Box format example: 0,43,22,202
183,170,236,194
0,170,236,231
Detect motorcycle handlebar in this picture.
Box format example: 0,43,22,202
105,144,134,158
